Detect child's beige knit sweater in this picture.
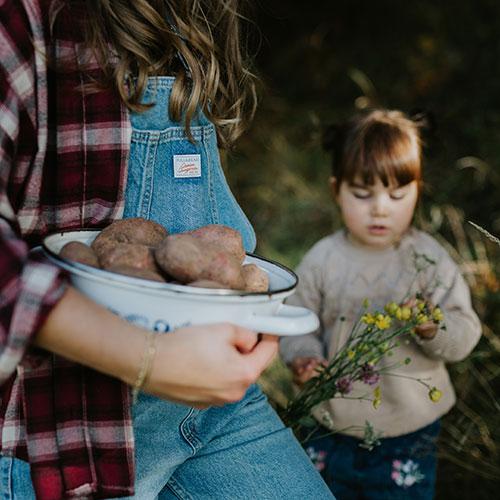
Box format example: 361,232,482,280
280,228,481,438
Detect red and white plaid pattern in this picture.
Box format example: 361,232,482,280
1,1,136,498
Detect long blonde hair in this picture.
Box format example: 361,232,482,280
56,0,257,148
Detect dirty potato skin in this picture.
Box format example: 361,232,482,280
106,265,166,282
188,224,246,263
59,241,100,268
92,217,167,254
91,237,118,263
155,234,245,289
154,235,203,283
98,243,158,272
241,263,269,292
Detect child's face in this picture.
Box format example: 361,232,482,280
332,176,419,249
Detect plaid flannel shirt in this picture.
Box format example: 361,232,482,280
1,1,136,498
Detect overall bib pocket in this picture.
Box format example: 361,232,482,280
125,125,217,234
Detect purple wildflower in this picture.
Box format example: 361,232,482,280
335,376,353,395
360,363,380,386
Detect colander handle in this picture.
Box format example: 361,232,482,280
239,304,319,336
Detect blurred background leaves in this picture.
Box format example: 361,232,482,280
230,0,500,261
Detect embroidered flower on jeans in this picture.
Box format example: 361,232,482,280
305,446,328,472
391,459,425,488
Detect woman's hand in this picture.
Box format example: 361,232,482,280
144,324,278,407
290,356,326,386
36,287,277,408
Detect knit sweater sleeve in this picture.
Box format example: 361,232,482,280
415,238,481,362
279,242,327,365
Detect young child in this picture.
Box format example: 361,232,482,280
280,109,482,499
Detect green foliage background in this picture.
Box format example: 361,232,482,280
225,1,500,498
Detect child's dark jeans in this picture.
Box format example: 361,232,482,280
304,419,440,499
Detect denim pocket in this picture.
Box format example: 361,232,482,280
125,125,217,234
125,123,256,251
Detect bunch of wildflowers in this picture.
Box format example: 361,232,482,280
281,293,445,437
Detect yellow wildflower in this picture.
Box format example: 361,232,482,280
375,314,392,330
395,306,412,321
384,302,399,316
361,313,375,325
347,350,356,360
428,387,442,403
416,313,429,324
432,307,444,322
417,301,426,311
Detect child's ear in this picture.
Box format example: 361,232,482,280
329,176,339,200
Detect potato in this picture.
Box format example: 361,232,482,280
154,234,203,283
92,217,167,254
59,241,99,268
98,243,158,272
155,234,244,289
241,264,269,292
91,236,118,262
188,224,245,263
106,265,166,282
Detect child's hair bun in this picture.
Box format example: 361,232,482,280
409,108,437,137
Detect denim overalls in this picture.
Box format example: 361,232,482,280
0,77,333,499
122,77,331,499
123,77,256,251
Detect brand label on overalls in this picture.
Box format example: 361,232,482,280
173,154,202,178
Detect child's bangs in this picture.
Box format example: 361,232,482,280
344,124,421,187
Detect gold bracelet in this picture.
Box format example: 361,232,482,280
131,330,157,404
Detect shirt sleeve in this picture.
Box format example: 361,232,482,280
415,248,482,363
279,249,326,365
0,18,68,385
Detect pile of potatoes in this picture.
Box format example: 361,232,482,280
59,218,269,293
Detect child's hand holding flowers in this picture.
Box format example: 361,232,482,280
398,296,445,340
282,292,446,437
414,321,438,340
291,357,328,386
